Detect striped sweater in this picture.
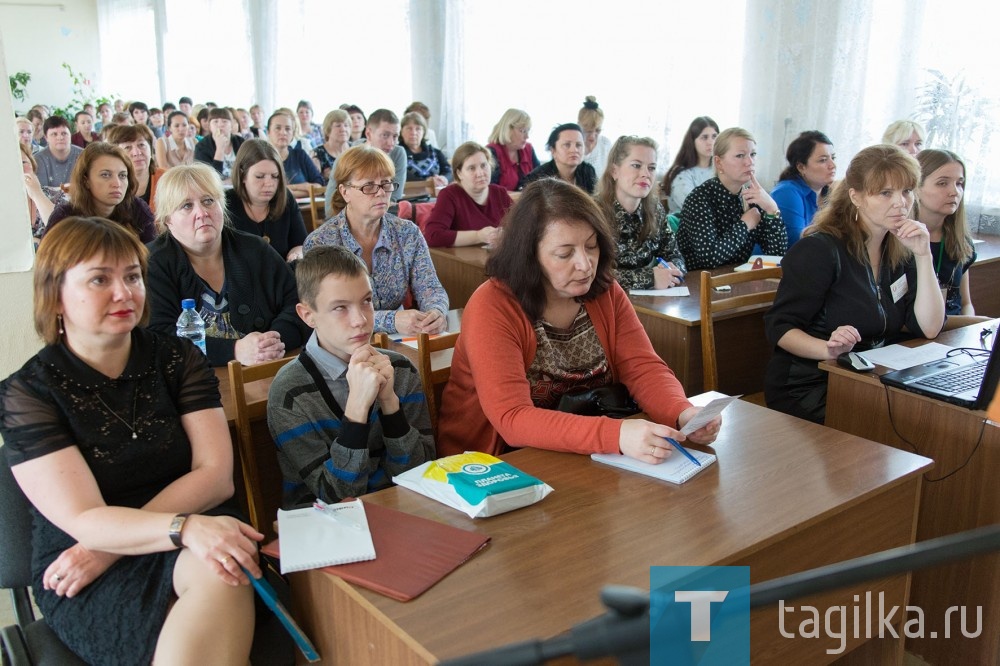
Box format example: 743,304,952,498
267,348,434,508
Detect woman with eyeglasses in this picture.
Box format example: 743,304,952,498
303,145,448,335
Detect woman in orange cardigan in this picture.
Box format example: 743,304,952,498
436,179,721,461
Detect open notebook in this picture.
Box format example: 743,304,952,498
276,498,376,574
591,447,716,484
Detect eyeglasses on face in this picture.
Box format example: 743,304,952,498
346,180,400,195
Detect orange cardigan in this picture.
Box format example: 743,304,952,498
436,279,692,457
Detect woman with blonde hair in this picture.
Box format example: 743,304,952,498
595,136,685,290
18,142,67,241
882,120,925,156
147,163,308,366
914,149,978,317
578,96,612,174
764,145,945,423
304,145,448,335
676,127,786,269
312,109,352,180
486,108,540,191
45,142,157,242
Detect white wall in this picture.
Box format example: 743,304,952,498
0,0,100,114
0,33,44,392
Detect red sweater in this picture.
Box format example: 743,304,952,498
422,184,513,247
436,279,692,457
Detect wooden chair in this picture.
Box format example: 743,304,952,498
699,267,782,400
227,356,296,538
305,183,326,232
416,332,460,433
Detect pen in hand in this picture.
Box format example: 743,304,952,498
664,437,701,467
656,258,685,284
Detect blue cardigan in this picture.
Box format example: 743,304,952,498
771,177,819,245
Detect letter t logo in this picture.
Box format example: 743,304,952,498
675,590,730,641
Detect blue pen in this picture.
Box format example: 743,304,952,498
243,566,321,662
664,437,702,467
656,258,685,283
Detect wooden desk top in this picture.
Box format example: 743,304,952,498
821,320,997,396
971,232,1000,265
335,400,931,661
428,246,776,327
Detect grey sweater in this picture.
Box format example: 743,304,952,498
267,341,434,508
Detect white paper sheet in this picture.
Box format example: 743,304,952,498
629,287,691,297
858,342,954,370
680,395,741,434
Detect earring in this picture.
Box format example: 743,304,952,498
57,314,64,335
854,208,860,223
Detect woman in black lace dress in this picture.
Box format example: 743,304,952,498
0,217,263,665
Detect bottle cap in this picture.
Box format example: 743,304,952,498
181,298,196,309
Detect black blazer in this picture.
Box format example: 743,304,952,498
193,134,246,175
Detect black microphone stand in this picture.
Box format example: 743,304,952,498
439,523,1000,666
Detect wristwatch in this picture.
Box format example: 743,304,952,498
169,513,190,548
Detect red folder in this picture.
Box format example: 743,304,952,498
262,500,490,602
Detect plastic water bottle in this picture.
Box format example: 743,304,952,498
176,299,207,355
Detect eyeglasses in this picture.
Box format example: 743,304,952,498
346,180,400,195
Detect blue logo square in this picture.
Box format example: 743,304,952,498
650,566,750,665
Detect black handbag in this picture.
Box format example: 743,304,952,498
556,383,640,418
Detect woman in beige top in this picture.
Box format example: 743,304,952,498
156,111,195,169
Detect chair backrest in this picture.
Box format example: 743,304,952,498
403,177,435,199
305,183,325,232
416,332,460,433
227,356,295,538
699,267,782,392
0,451,32,591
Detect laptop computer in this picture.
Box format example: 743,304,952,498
879,342,1000,410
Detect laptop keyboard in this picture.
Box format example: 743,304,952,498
916,359,988,393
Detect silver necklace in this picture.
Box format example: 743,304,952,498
95,384,139,440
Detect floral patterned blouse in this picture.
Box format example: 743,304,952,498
303,211,449,333
611,199,687,291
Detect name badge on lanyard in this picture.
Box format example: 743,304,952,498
889,274,909,303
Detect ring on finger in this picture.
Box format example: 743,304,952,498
53,574,63,582
219,556,231,566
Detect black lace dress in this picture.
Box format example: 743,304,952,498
0,328,223,665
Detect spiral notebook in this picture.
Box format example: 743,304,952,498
591,448,716,484
276,498,376,574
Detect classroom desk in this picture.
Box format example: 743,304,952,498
427,245,773,395
822,323,1000,665
289,400,932,665
969,233,1000,317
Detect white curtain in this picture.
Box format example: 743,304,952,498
740,0,926,187
96,0,159,104
441,0,747,173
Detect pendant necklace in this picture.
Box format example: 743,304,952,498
95,384,140,440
